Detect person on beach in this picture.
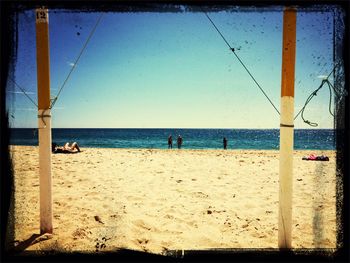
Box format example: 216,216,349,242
223,137,228,150
52,142,81,154
168,135,173,149
177,135,183,149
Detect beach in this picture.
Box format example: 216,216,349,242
7,145,337,254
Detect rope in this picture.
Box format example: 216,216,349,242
231,51,281,115
9,78,38,108
203,12,232,50
7,12,104,130
294,63,339,123
7,78,50,128
38,109,50,128
202,11,281,115
300,86,323,127
327,82,334,117
298,78,340,127
50,13,103,109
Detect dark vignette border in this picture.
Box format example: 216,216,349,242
1,0,349,263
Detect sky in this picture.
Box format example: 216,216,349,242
6,5,341,128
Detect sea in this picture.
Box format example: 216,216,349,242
9,128,335,150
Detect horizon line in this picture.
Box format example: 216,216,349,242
9,127,335,130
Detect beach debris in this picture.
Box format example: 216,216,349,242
207,210,212,214
265,210,272,214
297,178,303,181
12,240,20,247
176,180,182,183
94,215,104,224
232,194,236,198
110,214,119,218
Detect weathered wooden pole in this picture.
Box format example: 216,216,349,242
36,7,53,234
279,7,297,248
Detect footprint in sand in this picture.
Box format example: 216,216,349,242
195,192,209,199
72,228,88,240
136,238,149,245
133,219,151,231
95,236,110,252
133,238,150,252
223,218,232,227
164,214,174,220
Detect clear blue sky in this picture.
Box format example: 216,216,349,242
7,6,338,128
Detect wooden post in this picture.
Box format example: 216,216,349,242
36,7,53,234
279,7,297,248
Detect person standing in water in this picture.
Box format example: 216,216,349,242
177,135,183,149
223,137,228,150
168,135,173,149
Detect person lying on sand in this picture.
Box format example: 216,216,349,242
52,142,81,154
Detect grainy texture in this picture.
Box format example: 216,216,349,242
8,146,336,254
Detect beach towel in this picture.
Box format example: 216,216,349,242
302,154,329,161
53,149,80,154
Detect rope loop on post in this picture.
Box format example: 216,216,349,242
38,109,51,129
280,124,294,128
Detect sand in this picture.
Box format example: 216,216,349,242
6,146,337,254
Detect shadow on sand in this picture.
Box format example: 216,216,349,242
10,233,52,253
312,158,326,247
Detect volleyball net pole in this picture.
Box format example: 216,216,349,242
36,7,53,234
279,7,297,249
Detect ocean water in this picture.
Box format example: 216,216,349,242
9,128,335,150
